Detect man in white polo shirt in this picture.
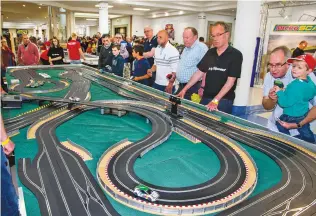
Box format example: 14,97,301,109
147,30,179,92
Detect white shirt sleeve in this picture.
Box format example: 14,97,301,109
263,73,272,97
169,48,179,73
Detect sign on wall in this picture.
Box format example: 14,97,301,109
165,24,175,40
273,24,316,33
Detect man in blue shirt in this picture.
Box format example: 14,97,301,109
143,26,158,86
167,27,208,99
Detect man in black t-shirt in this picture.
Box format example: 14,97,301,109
177,21,243,114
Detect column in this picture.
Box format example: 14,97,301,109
197,12,207,40
232,0,262,116
33,26,37,37
86,26,90,37
38,25,43,41
1,14,3,34
48,6,53,40
52,7,58,37
99,1,109,34
59,8,66,42
67,11,75,38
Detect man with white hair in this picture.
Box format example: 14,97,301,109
143,26,158,86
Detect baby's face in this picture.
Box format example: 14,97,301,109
291,60,310,78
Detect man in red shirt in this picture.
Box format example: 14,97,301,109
17,33,39,66
67,33,85,64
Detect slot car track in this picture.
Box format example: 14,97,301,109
5,66,316,215
18,108,119,216
183,111,316,216
10,69,67,93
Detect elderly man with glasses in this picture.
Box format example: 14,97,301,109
177,21,243,114
262,46,316,137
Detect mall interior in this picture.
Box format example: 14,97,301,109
1,1,316,216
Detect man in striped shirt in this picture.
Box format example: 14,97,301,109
147,30,179,93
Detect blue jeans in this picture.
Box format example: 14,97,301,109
200,97,234,114
276,114,315,143
1,147,19,216
70,60,81,64
152,83,175,93
175,81,201,100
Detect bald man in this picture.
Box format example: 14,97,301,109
147,30,179,92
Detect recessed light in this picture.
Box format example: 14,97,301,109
152,14,156,18
165,12,169,16
133,8,150,11
39,6,41,8
27,17,29,19
6,17,8,19
23,4,26,7
179,11,183,15
95,4,113,8
45,17,47,19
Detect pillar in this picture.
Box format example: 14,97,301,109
86,26,90,37
232,0,262,116
48,6,52,40
38,25,42,40
33,26,37,37
59,8,66,42
52,7,58,37
197,12,207,40
1,14,3,34
67,11,75,38
99,2,109,34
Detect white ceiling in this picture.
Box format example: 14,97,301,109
3,0,316,27
1,0,238,25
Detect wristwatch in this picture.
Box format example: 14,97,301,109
296,123,302,128
212,98,219,105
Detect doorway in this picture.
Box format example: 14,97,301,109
114,27,127,38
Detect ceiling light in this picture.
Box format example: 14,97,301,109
165,12,169,16
179,11,183,15
45,17,47,18
23,4,26,7
133,8,150,11
39,6,41,8
95,4,113,8
86,18,97,21
6,17,8,19
152,14,156,18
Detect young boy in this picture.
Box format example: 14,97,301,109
275,54,316,143
131,45,151,86
111,44,125,77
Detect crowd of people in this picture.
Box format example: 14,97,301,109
1,21,316,145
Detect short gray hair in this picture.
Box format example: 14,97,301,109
271,46,291,59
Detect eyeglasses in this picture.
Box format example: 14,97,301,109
267,62,287,69
210,31,227,39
